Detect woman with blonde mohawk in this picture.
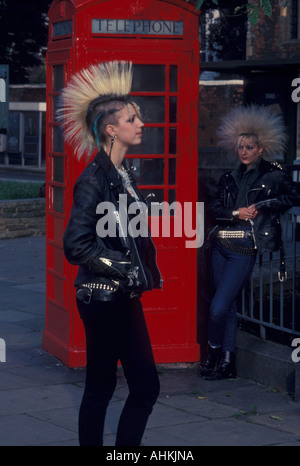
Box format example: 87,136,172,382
59,61,162,446
199,105,300,380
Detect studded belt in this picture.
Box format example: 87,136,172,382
76,280,140,304
80,281,119,292
217,230,253,239
76,280,121,304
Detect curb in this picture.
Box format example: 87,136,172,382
236,330,299,400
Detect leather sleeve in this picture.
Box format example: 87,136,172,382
63,176,131,281
257,171,300,213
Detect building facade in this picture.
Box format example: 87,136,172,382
1,1,300,173
200,0,300,169
0,84,46,169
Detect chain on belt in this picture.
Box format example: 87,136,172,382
217,238,257,256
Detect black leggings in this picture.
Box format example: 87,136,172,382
76,296,160,446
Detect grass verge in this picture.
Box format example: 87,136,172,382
0,180,42,200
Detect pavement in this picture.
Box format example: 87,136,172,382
1,235,300,447
0,167,45,184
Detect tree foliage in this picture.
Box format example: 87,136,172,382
189,0,289,25
203,1,247,60
0,0,51,83
0,0,290,83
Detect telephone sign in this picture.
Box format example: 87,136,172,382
92,19,183,35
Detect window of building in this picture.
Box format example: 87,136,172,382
281,0,300,42
290,0,299,39
3,105,46,168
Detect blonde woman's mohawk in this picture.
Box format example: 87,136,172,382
217,104,287,159
57,61,133,159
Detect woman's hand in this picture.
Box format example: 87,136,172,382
237,204,258,221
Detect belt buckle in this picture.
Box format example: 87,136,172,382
77,286,92,304
84,288,92,304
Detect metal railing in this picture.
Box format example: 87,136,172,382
238,206,300,340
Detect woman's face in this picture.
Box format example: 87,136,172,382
237,136,263,171
112,104,144,148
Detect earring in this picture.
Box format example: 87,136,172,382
109,134,117,159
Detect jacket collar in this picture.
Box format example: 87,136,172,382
93,148,123,190
230,157,279,187
227,158,276,194
258,158,277,175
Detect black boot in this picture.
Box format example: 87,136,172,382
198,345,221,377
209,351,236,380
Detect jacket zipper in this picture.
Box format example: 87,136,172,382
246,187,265,250
117,186,149,289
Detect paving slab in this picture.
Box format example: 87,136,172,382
0,413,77,447
142,417,297,446
1,236,300,447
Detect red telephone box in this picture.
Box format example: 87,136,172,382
43,0,200,367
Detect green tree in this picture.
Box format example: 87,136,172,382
200,0,247,60
189,0,289,25
0,0,289,83
0,0,51,83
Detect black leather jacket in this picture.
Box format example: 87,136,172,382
63,149,162,300
208,159,300,254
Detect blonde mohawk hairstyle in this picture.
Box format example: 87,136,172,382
57,61,133,159
217,105,287,159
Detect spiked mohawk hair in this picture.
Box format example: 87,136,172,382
57,61,133,159
216,105,287,159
